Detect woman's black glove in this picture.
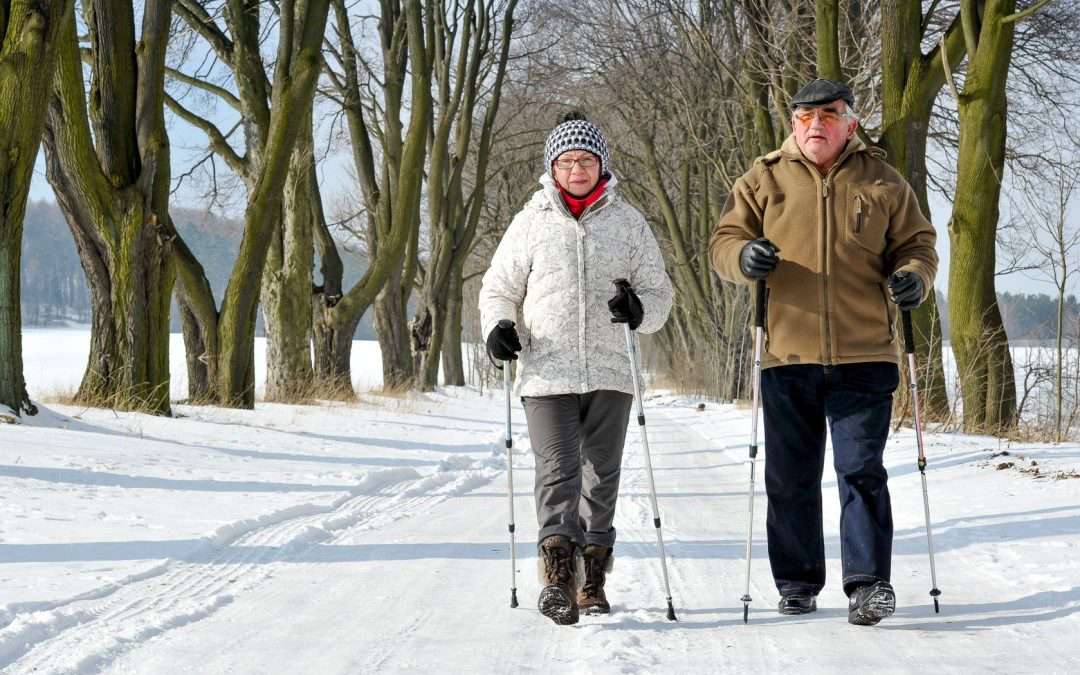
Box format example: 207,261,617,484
888,271,924,311
609,279,644,330
739,238,780,280
486,319,522,361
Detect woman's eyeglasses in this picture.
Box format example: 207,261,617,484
554,156,598,170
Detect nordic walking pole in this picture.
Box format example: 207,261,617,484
492,320,520,609
741,279,766,624
615,279,677,621
901,309,942,613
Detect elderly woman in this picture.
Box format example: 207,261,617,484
479,112,673,625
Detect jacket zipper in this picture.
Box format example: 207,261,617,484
821,176,832,364
855,194,864,234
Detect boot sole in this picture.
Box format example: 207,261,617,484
538,585,579,625
579,604,610,616
849,587,896,626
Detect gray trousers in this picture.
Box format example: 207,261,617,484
522,390,634,549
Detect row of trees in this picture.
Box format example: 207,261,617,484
1,1,1077,440
525,0,1077,436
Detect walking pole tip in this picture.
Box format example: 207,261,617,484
511,589,519,608
666,600,677,621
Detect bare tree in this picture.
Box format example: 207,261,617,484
410,0,520,391
314,0,433,393
1014,160,1080,441
41,0,175,414
165,0,332,407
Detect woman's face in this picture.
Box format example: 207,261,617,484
553,150,601,197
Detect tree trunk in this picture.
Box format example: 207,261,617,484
312,304,359,396
172,226,220,402
375,265,413,390
413,228,455,391
442,260,465,386
875,0,963,423
0,0,73,417
949,0,1018,433
1056,286,1065,442
179,299,211,402
260,122,315,402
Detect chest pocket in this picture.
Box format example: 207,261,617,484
846,186,890,255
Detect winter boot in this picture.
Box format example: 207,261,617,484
848,580,896,626
777,594,817,615
577,545,613,615
537,535,581,625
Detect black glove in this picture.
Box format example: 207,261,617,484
609,279,644,330
486,319,522,361
888,271,924,311
739,238,780,280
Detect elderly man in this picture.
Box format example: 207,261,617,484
709,79,937,626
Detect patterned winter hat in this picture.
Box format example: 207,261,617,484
544,112,610,176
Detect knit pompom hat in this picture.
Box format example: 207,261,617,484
543,111,610,176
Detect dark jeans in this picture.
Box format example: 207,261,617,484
522,390,634,549
761,362,899,597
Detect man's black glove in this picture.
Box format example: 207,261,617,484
486,319,522,361
609,279,644,330
888,271,924,311
739,238,780,280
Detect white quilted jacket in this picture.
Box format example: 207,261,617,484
479,173,674,397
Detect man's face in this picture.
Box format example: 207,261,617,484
791,99,858,171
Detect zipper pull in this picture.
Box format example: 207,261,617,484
855,194,863,233
822,180,829,199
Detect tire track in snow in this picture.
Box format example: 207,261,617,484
1,451,503,674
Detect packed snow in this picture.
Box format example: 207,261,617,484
1,327,1078,673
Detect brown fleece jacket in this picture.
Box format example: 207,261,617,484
710,134,938,369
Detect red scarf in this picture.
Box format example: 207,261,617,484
558,177,609,219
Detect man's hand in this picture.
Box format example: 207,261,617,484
486,319,522,361
739,239,780,280
609,279,644,330
888,271,924,311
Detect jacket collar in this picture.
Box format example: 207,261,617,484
538,172,619,219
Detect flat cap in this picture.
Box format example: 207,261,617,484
791,78,854,109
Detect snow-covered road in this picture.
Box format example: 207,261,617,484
3,382,1079,673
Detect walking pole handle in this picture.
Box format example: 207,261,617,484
754,279,766,328
901,310,915,355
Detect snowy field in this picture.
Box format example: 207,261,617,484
2,328,1079,673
